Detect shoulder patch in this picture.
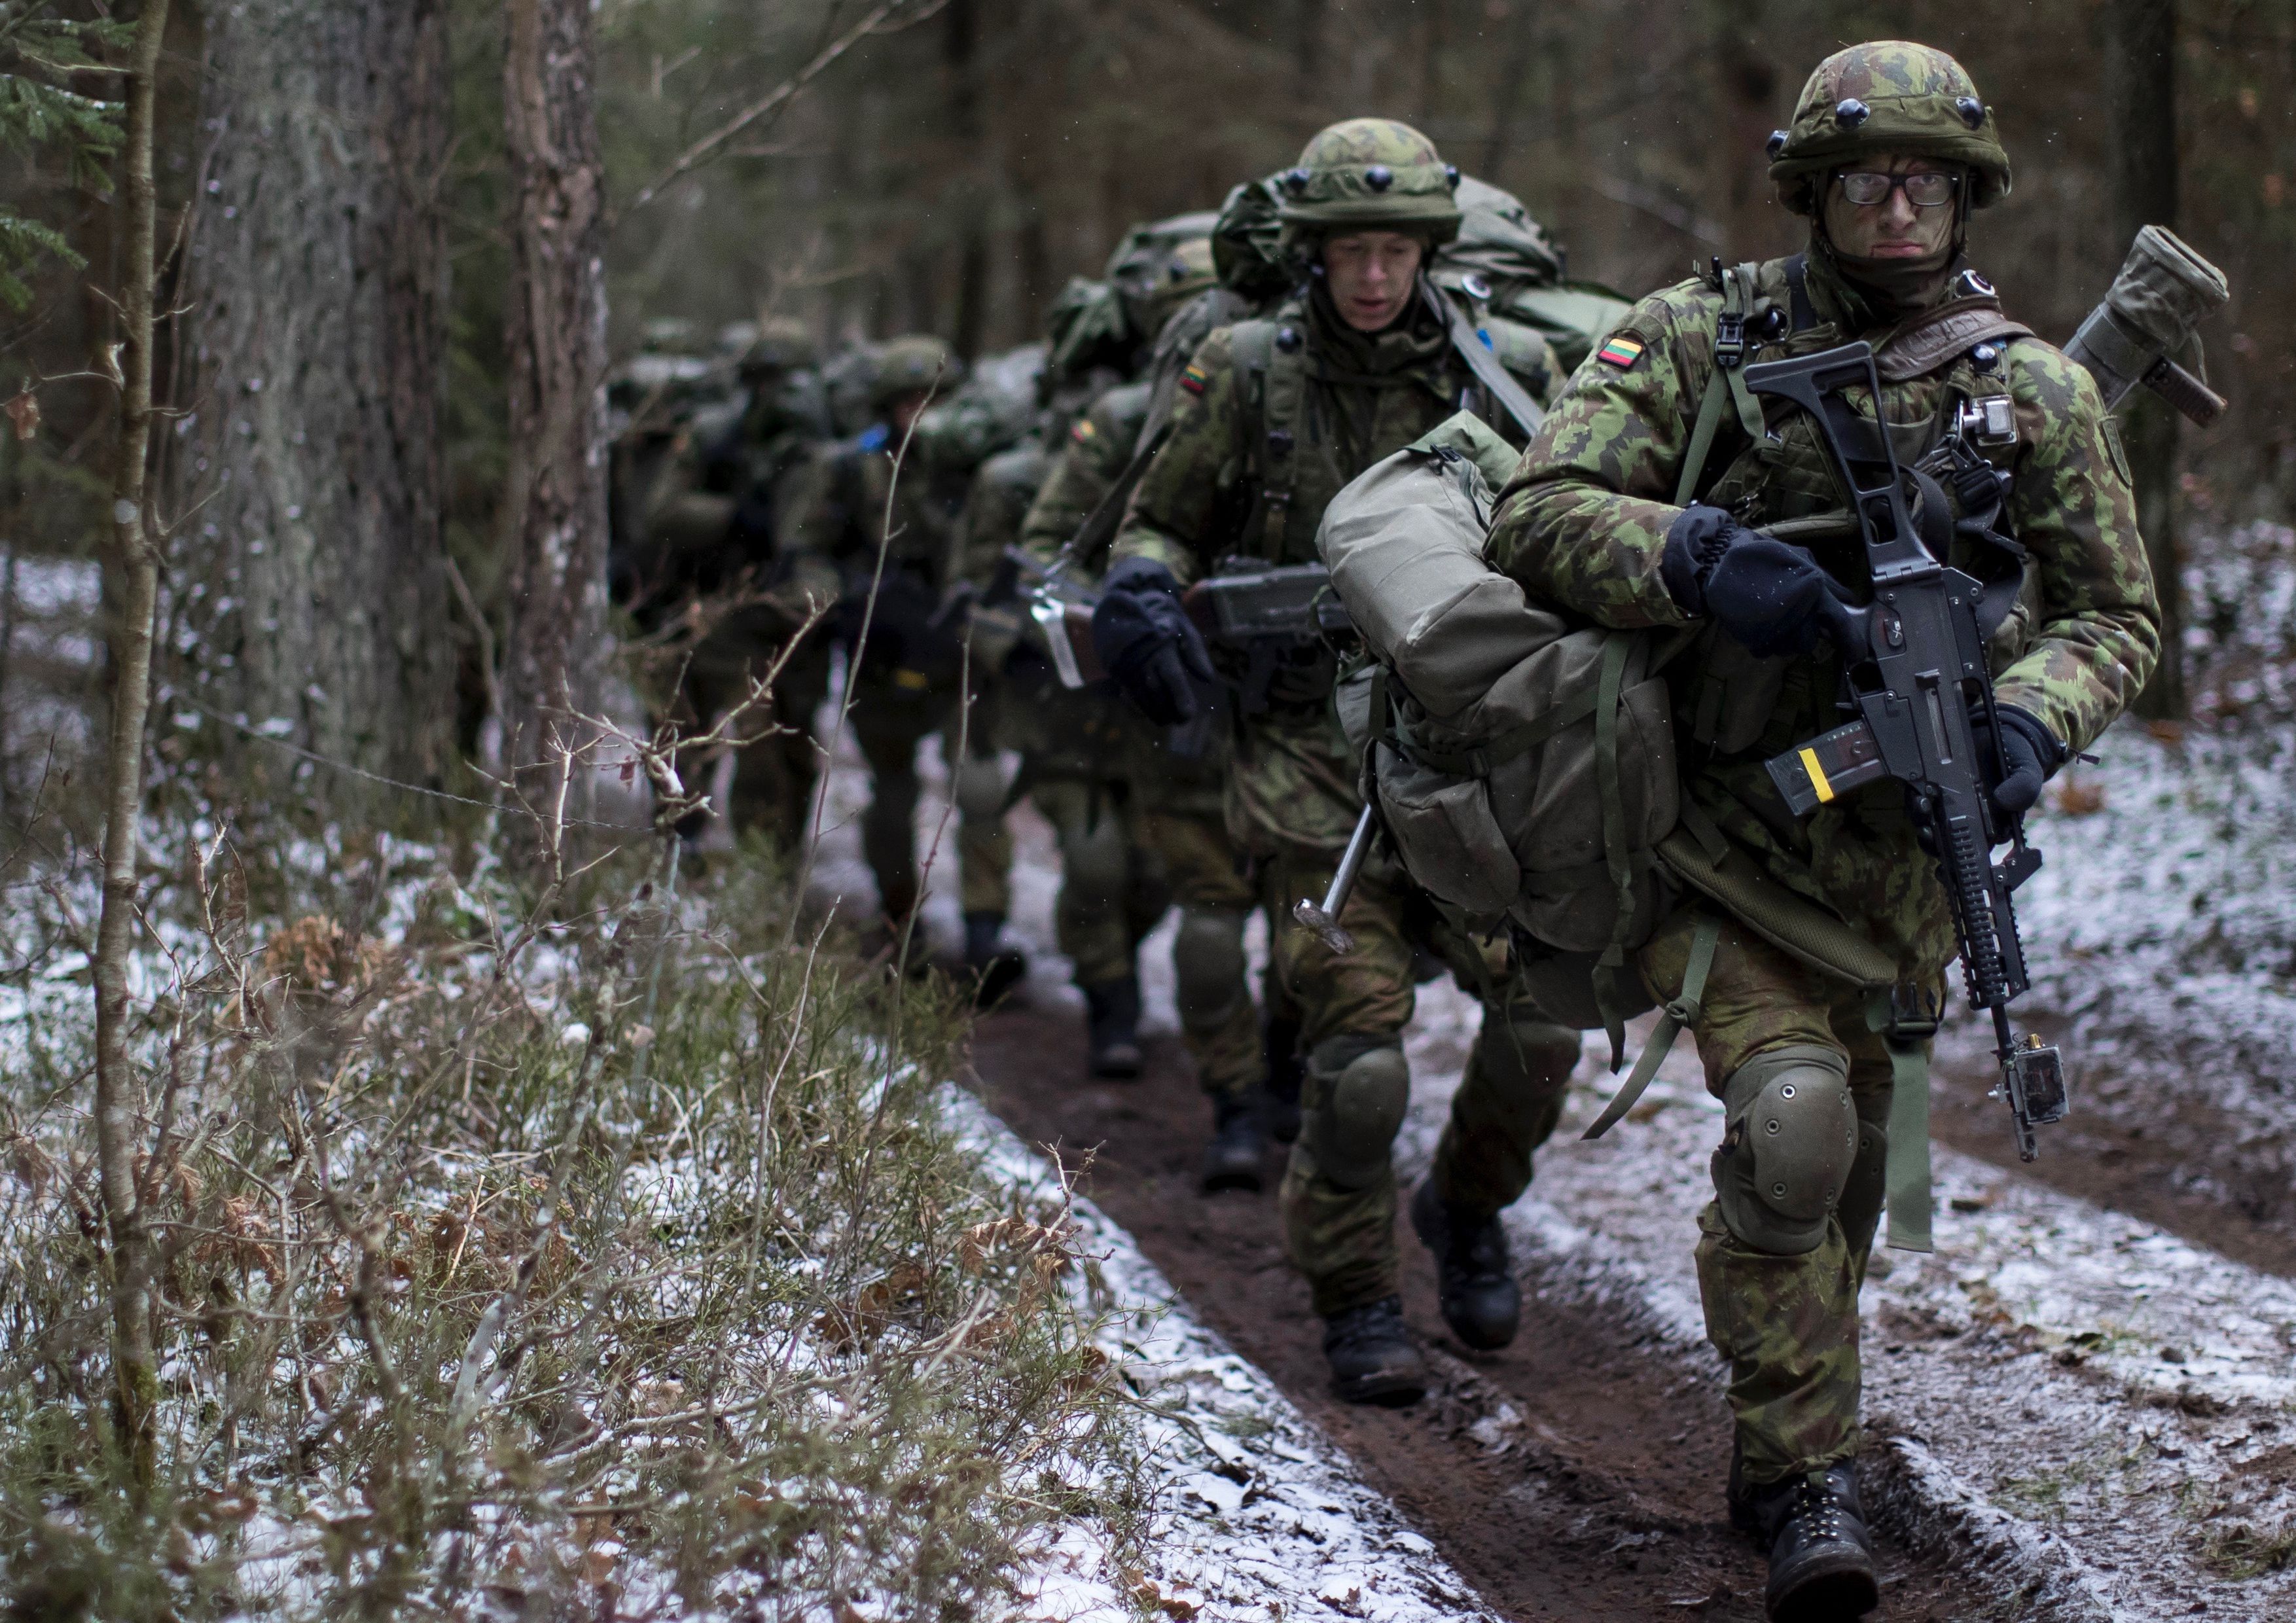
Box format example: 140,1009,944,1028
1595,335,1645,371
1178,362,1209,396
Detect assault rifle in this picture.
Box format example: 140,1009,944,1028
1744,342,2069,1163
1022,557,1355,701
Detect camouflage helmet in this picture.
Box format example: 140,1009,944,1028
868,334,962,407
1133,236,1219,338
1107,211,1219,337
739,316,817,381
1274,118,1462,245
1767,42,2012,215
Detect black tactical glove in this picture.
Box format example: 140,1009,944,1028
1970,703,2064,819
1091,556,1215,726
1662,506,1863,659
1658,503,1738,616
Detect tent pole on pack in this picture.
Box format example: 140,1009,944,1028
1294,804,1376,955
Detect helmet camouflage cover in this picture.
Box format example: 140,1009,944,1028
1767,41,2012,214
1275,117,1462,246
1107,213,1219,340
868,333,962,406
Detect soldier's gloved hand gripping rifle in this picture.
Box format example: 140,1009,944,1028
1744,342,2068,1162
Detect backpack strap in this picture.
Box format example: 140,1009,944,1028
1672,261,1769,507
1581,912,1721,1140
1590,631,1645,1069
1235,316,1307,561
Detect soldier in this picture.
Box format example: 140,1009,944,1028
780,335,1003,957
617,319,833,851
1098,120,1582,1404
992,235,1229,1087
1484,43,2157,1617
1017,323,1305,1179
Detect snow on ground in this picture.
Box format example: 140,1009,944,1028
1397,974,2296,1622
951,1088,1495,1623
849,676,2296,1620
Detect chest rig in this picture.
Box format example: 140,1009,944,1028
1675,258,2039,754
1227,286,1547,565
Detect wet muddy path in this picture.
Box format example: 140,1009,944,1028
970,1005,1973,1623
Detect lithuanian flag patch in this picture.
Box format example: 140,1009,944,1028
1178,362,1209,395
1595,334,1645,370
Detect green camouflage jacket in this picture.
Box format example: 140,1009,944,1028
1115,287,1554,857
1020,380,1153,571
776,429,973,607
1486,252,2159,975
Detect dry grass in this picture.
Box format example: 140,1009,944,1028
0,817,1144,1620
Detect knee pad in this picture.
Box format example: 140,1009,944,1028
1060,806,1131,899
1302,1035,1410,1191
952,752,1007,819
1712,1044,1856,1256
1174,908,1249,1035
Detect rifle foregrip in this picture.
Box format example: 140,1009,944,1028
1944,815,2009,1009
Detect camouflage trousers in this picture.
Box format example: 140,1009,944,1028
1030,778,1170,989
1637,906,1937,1488
683,631,832,853
850,680,1010,923
1139,806,1266,1104
1263,843,1579,1317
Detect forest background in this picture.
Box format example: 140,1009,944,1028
0,1,2285,1613
4,0,2289,798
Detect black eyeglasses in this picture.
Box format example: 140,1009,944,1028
1834,170,1961,209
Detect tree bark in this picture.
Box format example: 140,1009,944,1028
2107,0,2185,719
945,0,986,361
93,0,170,1497
499,0,610,798
173,0,455,791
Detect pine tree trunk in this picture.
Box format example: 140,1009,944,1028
173,0,454,792
93,0,170,1498
2108,0,2185,720
499,0,610,802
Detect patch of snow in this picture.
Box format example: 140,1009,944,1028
950,1089,1498,1623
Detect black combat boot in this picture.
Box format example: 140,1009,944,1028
963,912,1028,1008
1320,1295,1427,1406
1751,1464,1879,1622
1407,1178,1521,1350
1198,1092,1268,1192
1261,1010,1304,1143
1081,976,1143,1079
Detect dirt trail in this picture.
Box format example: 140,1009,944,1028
970,1004,1970,1623
1930,1015,2296,1282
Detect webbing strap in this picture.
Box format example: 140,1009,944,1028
1674,369,1732,508
1255,321,1306,560
1590,633,1638,1069
1582,914,1721,1140
1389,685,1597,777
1424,282,1546,438
1674,262,1768,507
1869,987,1936,1253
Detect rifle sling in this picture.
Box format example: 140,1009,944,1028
1424,282,1545,440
